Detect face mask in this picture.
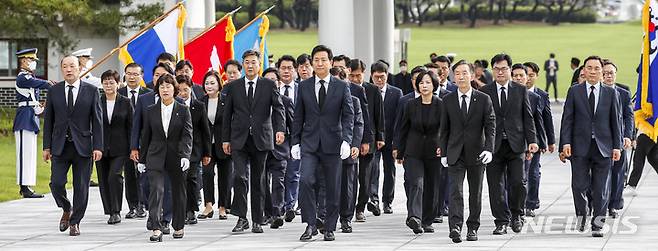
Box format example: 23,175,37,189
85,60,93,69
28,61,37,71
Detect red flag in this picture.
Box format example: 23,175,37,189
184,16,236,85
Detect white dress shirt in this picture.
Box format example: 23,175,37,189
496,81,510,106
207,97,218,125
528,86,536,93
106,100,115,124
245,76,258,96
128,86,141,103
586,81,600,112
458,87,473,112
380,84,388,102
64,79,81,105
280,80,296,103
161,101,174,138
314,75,331,103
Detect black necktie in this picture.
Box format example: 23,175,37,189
500,86,507,113
284,85,290,97
461,94,468,119
589,86,596,115
130,90,137,108
319,80,326,109
67,85,74,112
247,81,254,107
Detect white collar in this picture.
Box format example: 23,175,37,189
128,85,140,93
528,86,536,93
381,84,388,93
245,76,258,84
458,87,473,98
65,79,81,88
161,100,174,109
315,75,331,85
496,81,510,90
586,82,600,90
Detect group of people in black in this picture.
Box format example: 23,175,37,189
42,44,653,243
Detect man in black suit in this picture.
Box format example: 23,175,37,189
523,62,557,217
291,45,354,241
560,56,622,237
222,50,286,234
346,59,384,220
176,75,211,224
570,57,581,86
43,55,103,236
433,56,458,93
602,60,633,218
481,54,538,235
440,60,495,243
369,62,403,215
544,53,559,101
339,96,363,233
175,60,206,99
433,56,456,222
118,62,152,219
394,60,413,95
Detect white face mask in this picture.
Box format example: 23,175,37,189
85,60,93,69
28,61,37,71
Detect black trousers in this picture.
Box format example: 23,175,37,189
50,141,93,225
628,133,658,187
437,164,450,217
524,152,542,210
185,162,200,213
545,75,558,99
340,162,358,222
299,151,342,232
608,150,627,210
356,153,374,212
487,139,526,226
124,159,141,210
570,139,611,231
265,154,287,218
147,163,187,231
202,145,233,208
372,148,396,205
95,155,126,215
448,155,485,231
403,157,440,227
231,136,267,223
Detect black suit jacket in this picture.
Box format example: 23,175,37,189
528,91,546,149
139,101,193,170
188,98,211,162
396,96,443,160
481,82,537,154
201,95,229,159
344,96,364,165
349,83,372,145
362,82,385,153
43,81,103,157
101,95,133,157
118,86,152,101
382,85,403,151
615,86,634,139
393,72,413,95
222,77,285,151
271,95,294,160
439,89,496,166
535,88,556,147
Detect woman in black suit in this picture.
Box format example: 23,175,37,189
97,70,133,224
198,70,233,220
138,74,192,241
394,70,443,234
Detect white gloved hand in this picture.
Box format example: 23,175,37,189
441,157,448,167
137,163,146,173
181,158,190,172
340,141,351,160
479,151,493,165
291,144,301,160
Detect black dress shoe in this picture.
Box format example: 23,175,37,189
576,216,586,232
422,225,435,233
125,210,136,219
340,220,353,233
433,216,443,223
525,209,536,217
107,214,121,224
186,212,198,225
59,211,70,232
511,219,524,233
295,207,301,215
449,228,462,243
299,225,316,241
161,222,171,235
355,211,366,222
270,217,284,229
19,186,44,198
173,230,184,239
383,204,393,214
90,180,99,187
284,209,296,222
69,224,80,236
609,209,619,218
324,231,335,241
218,214,228,220
493,225,507,235
252,223,264,233
232,218,250,232
592,229,604,237
136,207,147,218
405,217,423,234
150,231,163,242
316,218,325,234
466,229,478,241
367,201,381,216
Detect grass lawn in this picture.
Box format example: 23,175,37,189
268,22,641,98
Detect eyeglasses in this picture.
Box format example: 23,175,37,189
493,67,510,73
372,75,386,81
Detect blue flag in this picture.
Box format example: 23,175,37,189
234,15,270,74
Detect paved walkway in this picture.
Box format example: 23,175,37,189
0,103,656,250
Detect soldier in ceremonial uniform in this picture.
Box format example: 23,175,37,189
14,48,54,198
72,48,101,88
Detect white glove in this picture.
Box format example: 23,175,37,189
441,157,448,167
479,151,493,165
291,144,301,160
181,158,190,172
340,141,350,160
137,163,146,173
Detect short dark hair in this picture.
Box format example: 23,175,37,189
371,61,388,73
152,62,174,76
202,70,223,92
399,59,408,66
311,45,333,60
175,74,192,87
511,63,527,74
451,60,475,74
101,69,120,83
429,52,438,59
124,62,143,74
424,62,439,69
603,59,618,71
583,55,604,68
550,53,555,58
348,59,366,72
491,53,512,68
330,67,346,80
296,53,311,66
480,59,489,69
411,66,427,76
377,59,390,68
432,55,451,65
242,50,260,60
414,70,440,92
523,62,540,74
571,57,581,66
473,60,485,69
276,55,298,68
333,55,350,64
224,59,242,71
154,74,179,97
262,67,280,80
157,52,176,63
175,59,193,71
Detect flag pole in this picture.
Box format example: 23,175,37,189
80,2,185,77
185,6,242,46
236,5,275,33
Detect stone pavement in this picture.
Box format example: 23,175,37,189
0,102,656,250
